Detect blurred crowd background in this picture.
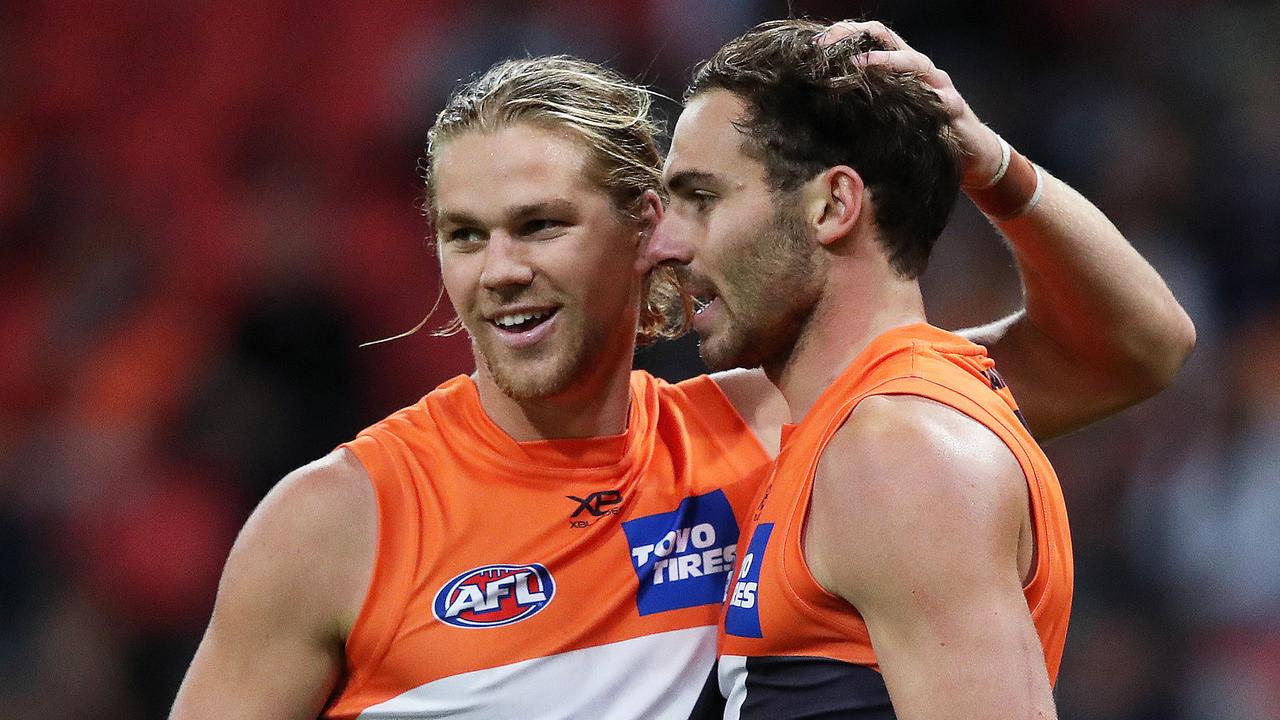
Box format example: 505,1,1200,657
1,1,1277,718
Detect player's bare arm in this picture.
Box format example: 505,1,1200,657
959,171,1195,439
170,449,376,720
819,20,1196,439
804,394,1057,720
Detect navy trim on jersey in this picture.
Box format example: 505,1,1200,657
740,656,895,719
686,661,727,720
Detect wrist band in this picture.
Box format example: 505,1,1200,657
966,147,1043,221
965,135,1011,190
994,164,1044,221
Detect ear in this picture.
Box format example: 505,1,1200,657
809,166,864,248
633,189,665,273
636,189,664,234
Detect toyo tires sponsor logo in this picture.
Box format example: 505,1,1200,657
432,563,556,628
622,489,740,616
724,523,773,638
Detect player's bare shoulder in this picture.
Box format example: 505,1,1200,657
806,394,1029,605
825,394,1025,501
218,448,377,640
171,450,377,718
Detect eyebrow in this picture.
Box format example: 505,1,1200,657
438,210,480,228
438,199,577,228
507,198,576,221
665,170,721,195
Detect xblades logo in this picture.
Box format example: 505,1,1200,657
568,490,623,517
567,490,623,528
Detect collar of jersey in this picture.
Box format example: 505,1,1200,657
429,374,657,478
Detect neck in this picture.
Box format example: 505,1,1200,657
764,262,926,423
473,341,636,443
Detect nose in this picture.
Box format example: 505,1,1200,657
480,232,534,291
644,213,695,270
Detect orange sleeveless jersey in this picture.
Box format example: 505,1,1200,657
323,370,771,719
718,324,1074,719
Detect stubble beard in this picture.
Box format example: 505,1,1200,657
698,202,826,372
470,311,590,402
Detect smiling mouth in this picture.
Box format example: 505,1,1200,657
491,308,558,333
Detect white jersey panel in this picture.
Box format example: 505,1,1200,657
718,654,747,720
357,626,716,720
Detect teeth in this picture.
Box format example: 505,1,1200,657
494,310,549,328
692,297,713,313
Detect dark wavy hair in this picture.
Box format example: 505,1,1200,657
687,20,962,278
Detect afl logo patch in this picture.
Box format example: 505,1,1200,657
432,563,556,628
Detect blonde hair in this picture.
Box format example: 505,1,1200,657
424,56,690,345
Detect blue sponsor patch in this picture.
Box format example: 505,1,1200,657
622,489,740,616
724,523,773,638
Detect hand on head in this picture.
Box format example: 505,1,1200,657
817,20,1005,188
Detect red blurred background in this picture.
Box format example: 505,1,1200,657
1,1,1278,718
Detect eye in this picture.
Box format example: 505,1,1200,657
520,219,566,236
689,190,718,213
445,227,485,250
